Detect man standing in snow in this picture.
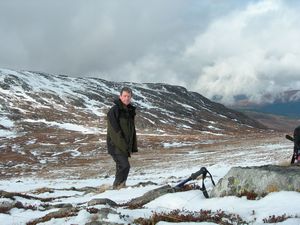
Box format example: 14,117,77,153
107,87,138,189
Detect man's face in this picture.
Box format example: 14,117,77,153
119,91,132,106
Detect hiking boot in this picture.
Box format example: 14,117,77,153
113,181,126,190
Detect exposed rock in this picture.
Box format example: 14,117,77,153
26,207,79,225
127,185,174,208
85,222,102,225
131,181,158,187
95,184,112,193
211,164,300,198
88,198,118,207
0,200,15,213
30,187,54,194
86,220,123,225
0,190,76,202
40,203,73,211
85,207,123,225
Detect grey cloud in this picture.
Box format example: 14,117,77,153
0,0,241,74
2,0,299,104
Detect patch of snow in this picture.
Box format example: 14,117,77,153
201,131,224,136
218,114,227,118
207,125,221,131
0,129,17,138
30,150,40,156
175,101,195,110
0,144,7,150
81,98,105,117
39,159,47,164
23,119,100,134
143,116,156,125
0,116,14,128
162,142,194,148
133,98,157,109
159,119,168,124
0,68,20,76
0,159,299,224
157,222,217,225
52,149,81,157
26,139,37,145
178,124,192,129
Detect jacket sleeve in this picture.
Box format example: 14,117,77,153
131,122,138,153
107,106,128,153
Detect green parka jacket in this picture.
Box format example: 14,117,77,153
107,99,138,156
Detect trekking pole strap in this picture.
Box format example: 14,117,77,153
206,170,216,186
174,167,216,198
200,168,215,198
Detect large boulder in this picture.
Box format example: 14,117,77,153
211,165,300,198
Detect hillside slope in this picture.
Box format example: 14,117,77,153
0,68,267,177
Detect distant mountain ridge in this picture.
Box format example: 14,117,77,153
0,68,264,137
0,68,267,177
231,90,300,118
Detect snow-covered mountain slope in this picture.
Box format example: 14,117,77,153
0,68,264,135
0,68,267,178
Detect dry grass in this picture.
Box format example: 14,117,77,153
277,160,292,166
266,184,279,193
0,129,292,179
134,209,248,225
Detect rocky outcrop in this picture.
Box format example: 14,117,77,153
85,208,122,225
88,198,117,207
0,201,15,213
27,207,79,225
211,164,300,198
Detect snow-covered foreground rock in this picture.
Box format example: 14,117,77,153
0,161,299,225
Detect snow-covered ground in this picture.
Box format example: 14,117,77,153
0,142,299,225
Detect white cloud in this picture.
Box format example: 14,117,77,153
184,0,300,104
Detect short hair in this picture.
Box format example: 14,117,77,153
120,87,133,96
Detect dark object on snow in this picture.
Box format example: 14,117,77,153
127,167,215,208
175,167,215,198
127,185,174,208
88,198,118,207
285,125,300,164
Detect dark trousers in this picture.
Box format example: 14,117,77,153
110,153,130,187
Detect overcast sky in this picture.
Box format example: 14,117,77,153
1,0,300,104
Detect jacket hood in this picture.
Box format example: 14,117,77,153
114,98,136,111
